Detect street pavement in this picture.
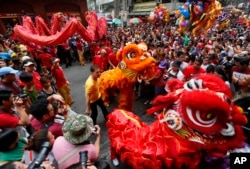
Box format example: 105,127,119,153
63,62,155,169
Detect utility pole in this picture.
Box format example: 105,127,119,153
114,0,119,18
121,0,128,27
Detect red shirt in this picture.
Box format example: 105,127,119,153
183,65,205,81
31,117,63,138
107,52,119,67
92,55,108,71
51,67,67,88
37,52,53,69
18,71,42,91
91,45,100,55
0,113,19,128
76,41,83,51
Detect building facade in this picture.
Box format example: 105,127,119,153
96,0,185,21
0,0,88,34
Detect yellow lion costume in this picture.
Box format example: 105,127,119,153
99,43,156,111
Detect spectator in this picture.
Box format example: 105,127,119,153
0,59,7,68
183,57,206,81
232,55,250,95
206,64,216,74
56,43,72,68
0,160,54,169
66,159,111,169
19,72,37,103
24,129,57,168
107,47,119,69
37,47,53,72
92,49,108,72
0,89,30,137
38,75,57,98
11,58,22,70
51,57,73,106
153,61,167,96
76,37,86,66
201,56,212,70
174,50,188,71
52,114,101,169
0,128,27,162
0,66,21,95
85,64,108,124
20,59,43,91
167,60,184,81
29,94,65,138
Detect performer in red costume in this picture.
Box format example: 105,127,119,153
106,74,247,169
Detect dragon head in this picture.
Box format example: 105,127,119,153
154,74,247,156
116,43,156,82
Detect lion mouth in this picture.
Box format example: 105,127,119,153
187,122,235,144
161,108,236,145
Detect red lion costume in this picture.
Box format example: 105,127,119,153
106,74,247,169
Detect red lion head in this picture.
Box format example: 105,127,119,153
148,74,247,157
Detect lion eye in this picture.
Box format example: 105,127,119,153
127,52,136,60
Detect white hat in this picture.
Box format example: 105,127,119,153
23,61,34,67
21,56,31,62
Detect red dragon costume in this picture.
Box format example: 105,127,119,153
13,11,106,45
99,43,156,111
106,74,247,169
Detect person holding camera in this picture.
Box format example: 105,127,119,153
29,94,65,138
66,159,111,169
0,160,54,169
23,129,57,168
52,114,101,169
0,89,30,137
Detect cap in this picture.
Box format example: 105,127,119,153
21,56,31,62
23,61,34,67
52,58,60,63
159,60,167,69
0,67,18,76
63,114,94,144
172,60,181,67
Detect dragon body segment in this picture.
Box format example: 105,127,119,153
14,11,107,45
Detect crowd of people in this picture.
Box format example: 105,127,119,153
0,8,250,169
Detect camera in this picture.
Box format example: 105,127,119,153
163,74,169,81
79,151,88,168
14,93,28,99
28,141,51,169
91,127,98,132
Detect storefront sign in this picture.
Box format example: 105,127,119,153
96,0,113,5
0,13,18,18
133,2,156,12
